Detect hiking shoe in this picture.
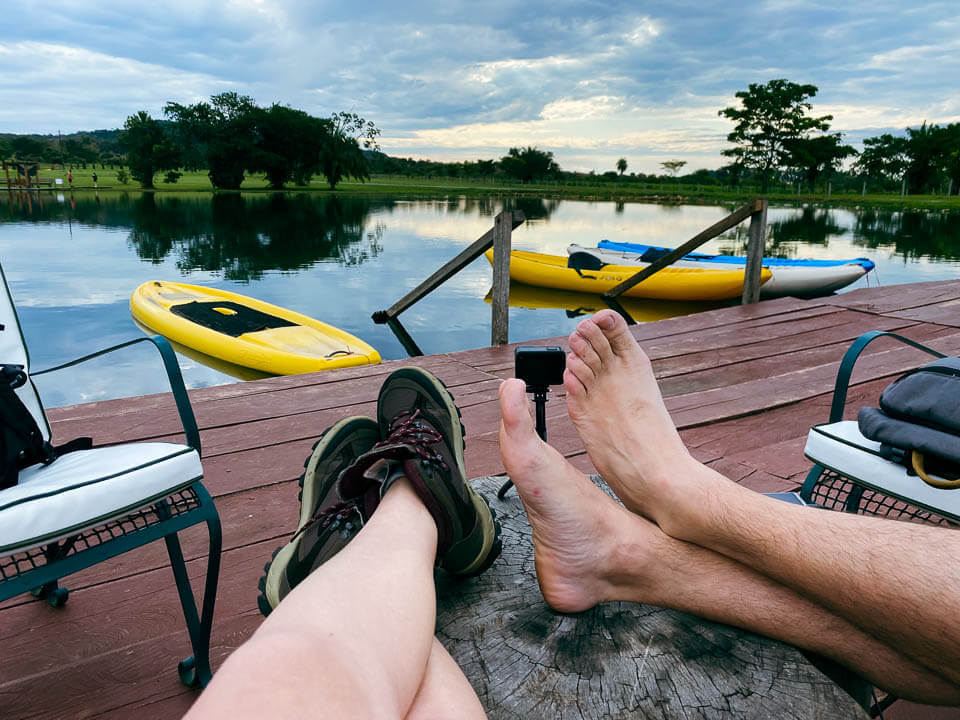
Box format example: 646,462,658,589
257,416,380,616
339,367,501,576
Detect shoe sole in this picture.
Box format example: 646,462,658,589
257,416,379,617
379,367,501,575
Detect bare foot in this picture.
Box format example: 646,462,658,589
498,378,664,612
564,310,704,527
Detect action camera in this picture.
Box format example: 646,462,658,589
515,346,566,389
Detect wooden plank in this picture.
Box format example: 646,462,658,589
665,328,960,428
490,210,512,345
655,319,949,394
823,279,960,313
604,199,761,299
374,212,525,322
741,200,767,304
887,299,960,328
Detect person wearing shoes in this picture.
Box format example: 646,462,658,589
186,367,501,720
190,315,960,718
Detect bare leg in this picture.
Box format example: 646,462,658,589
564,310,960,688
499,378,960,704
187,478,485,719
406,639,487,720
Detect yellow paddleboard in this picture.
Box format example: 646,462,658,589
131,281,381,375
485,249,770,301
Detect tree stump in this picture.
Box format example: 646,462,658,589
435,476,870,720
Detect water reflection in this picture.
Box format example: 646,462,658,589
853,210,960,261
127,194,387,280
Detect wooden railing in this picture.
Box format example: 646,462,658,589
372,210,525,351
373,199,769,351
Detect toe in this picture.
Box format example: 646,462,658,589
593,310,636,357
565,353,595,392
499,378,535,435
575,316,615,364
568,330,601,372
563,366,586,398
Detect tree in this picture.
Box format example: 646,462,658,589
318,112,380,190
904,122,947,195
252,104,328,189
499,146,559,182
786,134,857,191
855,134,909,187
616,158,628,175
660,160,687,177
164,92,260,190
719,79,832,192
121,111,178,189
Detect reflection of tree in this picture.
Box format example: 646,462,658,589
715,207,845,257
853,210,960,261
768,207,845,249
501,196,559,222
125,194,386,280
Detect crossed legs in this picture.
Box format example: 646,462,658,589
187,478,486,720
498,308,960,704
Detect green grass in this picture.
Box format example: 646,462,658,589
9,166,960,211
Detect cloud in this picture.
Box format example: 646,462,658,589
1,1,957,173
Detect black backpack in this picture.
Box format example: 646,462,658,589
858,358,960,488
1,363,91,490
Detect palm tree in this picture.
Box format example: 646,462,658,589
616,157,628,175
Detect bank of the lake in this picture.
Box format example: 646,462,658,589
8,167,960,212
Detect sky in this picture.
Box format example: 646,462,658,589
2,0,958,174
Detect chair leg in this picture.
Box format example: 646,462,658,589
162,502,223,689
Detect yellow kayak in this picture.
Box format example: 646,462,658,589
485,249,770,301
131,281,381,375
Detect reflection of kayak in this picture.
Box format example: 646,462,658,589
133,318,272,381
131,281,381,375
484,282,725,322
485,249,768,301
585,241,874,298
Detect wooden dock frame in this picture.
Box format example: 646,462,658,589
372,210,526,348
603,199,769,321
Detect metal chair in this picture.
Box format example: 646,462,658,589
801,330,959,522
0,262,221,687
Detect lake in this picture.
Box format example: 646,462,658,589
2,191,958,407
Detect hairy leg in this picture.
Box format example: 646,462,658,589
564,310,960,689
499,378,960,703
406,639,487,720
187,478,440,720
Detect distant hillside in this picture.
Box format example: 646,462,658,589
0,129,125,165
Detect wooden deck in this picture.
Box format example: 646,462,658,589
4,278,960,719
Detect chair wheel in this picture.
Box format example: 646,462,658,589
46,587,69,608
178,656,199,687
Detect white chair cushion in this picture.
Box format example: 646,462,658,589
804,421,960,521
0,443,203,553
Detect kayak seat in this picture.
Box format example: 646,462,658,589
171,300,297,337
0,262,222,688
567,251,607,272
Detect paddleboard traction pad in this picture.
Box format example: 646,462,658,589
170,301,297,337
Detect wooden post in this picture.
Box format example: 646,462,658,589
490,210,512,345
741,199,768,305
862,180,866,197
826,181,831,200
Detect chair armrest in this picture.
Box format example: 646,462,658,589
826,330,945,423
31,336,201,455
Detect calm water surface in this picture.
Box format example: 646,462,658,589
1,192,958,407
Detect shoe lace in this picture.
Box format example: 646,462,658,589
291,501,360,543
377,409,446,468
